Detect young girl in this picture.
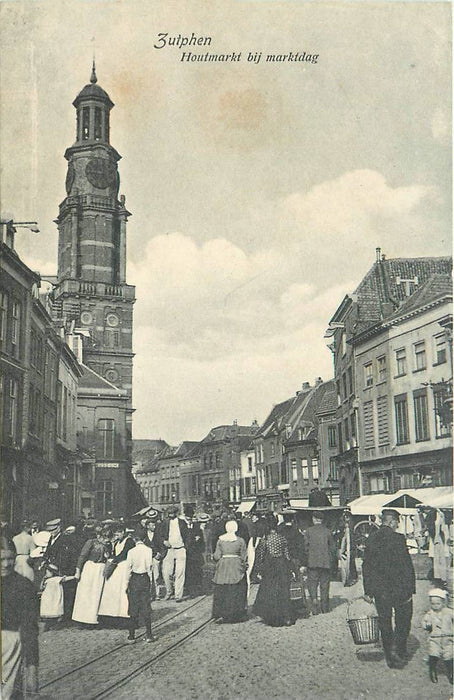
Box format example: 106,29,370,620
422,588,453,684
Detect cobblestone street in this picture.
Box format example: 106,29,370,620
38,577,452,700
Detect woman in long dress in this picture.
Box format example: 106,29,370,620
212,520,248,624
253,515,294,627
98,523,135,620
72,526,112,625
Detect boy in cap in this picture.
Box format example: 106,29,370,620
125,525,156,643
422,588,453,684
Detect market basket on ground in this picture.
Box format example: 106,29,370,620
347,598,380,645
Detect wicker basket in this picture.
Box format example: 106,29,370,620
347,616,380,645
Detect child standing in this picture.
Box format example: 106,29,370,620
422,588,453,684
125,525,156,643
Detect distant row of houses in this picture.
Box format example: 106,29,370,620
133,250,453,512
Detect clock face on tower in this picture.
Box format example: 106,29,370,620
85,158,117,189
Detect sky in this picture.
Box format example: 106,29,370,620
1,0,451,444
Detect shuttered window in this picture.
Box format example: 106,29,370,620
363,401,375,448
377,396,389,446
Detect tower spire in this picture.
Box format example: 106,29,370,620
90,58,97,84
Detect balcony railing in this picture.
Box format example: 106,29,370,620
55,279,135,300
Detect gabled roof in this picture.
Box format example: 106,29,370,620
258,397,297,438
174,441,200,457
132,439,169,460
354,256,452,324
384,273,452,324
201,424,258,444
315,380,337,416
78,364,127,395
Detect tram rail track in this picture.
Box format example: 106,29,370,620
40,595,212,698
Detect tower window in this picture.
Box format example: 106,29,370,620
94,107,102,140
104,112,110,143
97,418,115,458
82,107,90,140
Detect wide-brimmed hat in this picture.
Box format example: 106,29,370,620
195,513,210,523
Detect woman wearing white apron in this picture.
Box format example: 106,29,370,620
72,526,112,625
98,524,135,619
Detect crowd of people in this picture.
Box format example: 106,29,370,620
1,504,452,697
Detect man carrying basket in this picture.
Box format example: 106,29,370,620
362,509,416,669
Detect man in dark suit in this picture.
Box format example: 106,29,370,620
304,511,337,614
363,509,416,668
160,506,189,601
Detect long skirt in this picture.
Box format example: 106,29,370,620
40,576,65,618
72,561,105,624
253,555,292,626
98,561,130,618
1,630,21,700
212,577,247,622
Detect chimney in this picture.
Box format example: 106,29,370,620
315,377,323,386
375,247,381,263
302,382,311,391
233,419,237,426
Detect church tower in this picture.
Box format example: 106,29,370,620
53,65,140,518
54,63,135,399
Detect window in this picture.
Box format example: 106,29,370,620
413,390,429,442
342,372,347,400
291,459,297,483
96,480,113,515
8,378,18,441
281,460,288,484
347,366,353,396
433,387,452,438
209,453,213,470
0,291,8,342
11,301,21,356
94,107,102,140
328,457,338,481
215,452,221,469
363,401,375,449
301,458,309,482
350,413,356,440
394,395,410,445
97,418,115,458
377,355,387,383
341,332,347,356
328,425,337,448
336,380,341,406
337,423,343,453
377,395,389,446
344,417,349,444
271,442,275,456
414,341,426,371
247,456,253,472
364,362,373,387
395,348,406,377
104,329,120,348
312,459,319,483
82,107,90,140
434,334,447,365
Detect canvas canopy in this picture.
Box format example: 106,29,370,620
236,499,256,514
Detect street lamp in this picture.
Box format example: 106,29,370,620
1,219,40,249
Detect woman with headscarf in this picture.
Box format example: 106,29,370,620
72,525,112,626
253,514,294,627
212,519,248,624
98,522,135,621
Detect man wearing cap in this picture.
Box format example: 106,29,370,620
363,508,416,668
160,506,189,601
42,519,80,621
303,511,337,615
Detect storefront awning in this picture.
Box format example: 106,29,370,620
289,499,309,509
386,487,453,510
236,500,256,514
348,493,394,515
